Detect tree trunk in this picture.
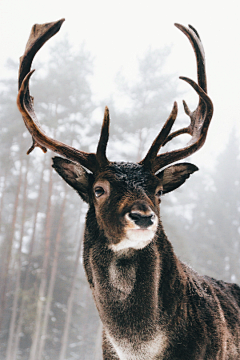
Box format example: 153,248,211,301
0,166,9,235
0,158,23,331
29,157,53,360
6,159,29,360
37,187,68,360
11,157,46,360
59,207,83,360
136,129,143,162
94,323,103,360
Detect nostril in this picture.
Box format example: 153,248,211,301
128,211,155,228
129,212,142,222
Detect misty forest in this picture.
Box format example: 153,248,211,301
0,37,240,360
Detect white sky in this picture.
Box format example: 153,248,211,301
1,0,240,168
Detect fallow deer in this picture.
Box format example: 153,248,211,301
17,19,240,359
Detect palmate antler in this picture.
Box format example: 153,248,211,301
17,20,213,175
140,24,213,172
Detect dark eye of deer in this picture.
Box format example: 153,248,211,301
94,186,105,198
156,189,163,200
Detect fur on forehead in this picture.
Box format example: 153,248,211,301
95,162,159,189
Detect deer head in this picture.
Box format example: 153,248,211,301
17,19,213,252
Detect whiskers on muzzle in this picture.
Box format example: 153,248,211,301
109,203,158,252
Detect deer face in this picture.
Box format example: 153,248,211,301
92,162,161,251
52,157,197,251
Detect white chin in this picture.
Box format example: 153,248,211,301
109,229,155,252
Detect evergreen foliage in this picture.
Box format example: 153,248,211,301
0,38,239,360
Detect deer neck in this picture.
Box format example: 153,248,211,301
84,218,186,340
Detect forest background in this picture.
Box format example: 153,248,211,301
1,2,240,359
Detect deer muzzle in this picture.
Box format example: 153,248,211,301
110,201,158,252
127,204,156,229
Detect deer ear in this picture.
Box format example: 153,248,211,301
156,162,198,194
52,157,92,203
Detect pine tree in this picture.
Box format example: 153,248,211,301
206,130,240,282
104,46,180,162
184,130,240,282
0,38,99,359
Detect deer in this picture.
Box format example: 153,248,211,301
17,19,240,359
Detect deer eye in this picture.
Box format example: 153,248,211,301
156,189,163,199
94,186,105,198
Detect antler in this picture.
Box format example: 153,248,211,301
17,21,213,175
140,24,213,173
17,19,110,173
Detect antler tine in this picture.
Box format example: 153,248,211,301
175,23,207,93
18,19,65,90
161,23,207,147
17,71,98,170
139,102,178,169
17,19,99,173
147,24,213,173
96,106,110,168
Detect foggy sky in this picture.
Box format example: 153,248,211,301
1,0,240,169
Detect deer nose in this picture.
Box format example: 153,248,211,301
128,211,155,228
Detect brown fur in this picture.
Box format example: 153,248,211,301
52,159,240,359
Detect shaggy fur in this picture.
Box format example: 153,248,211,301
53,158,240,359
